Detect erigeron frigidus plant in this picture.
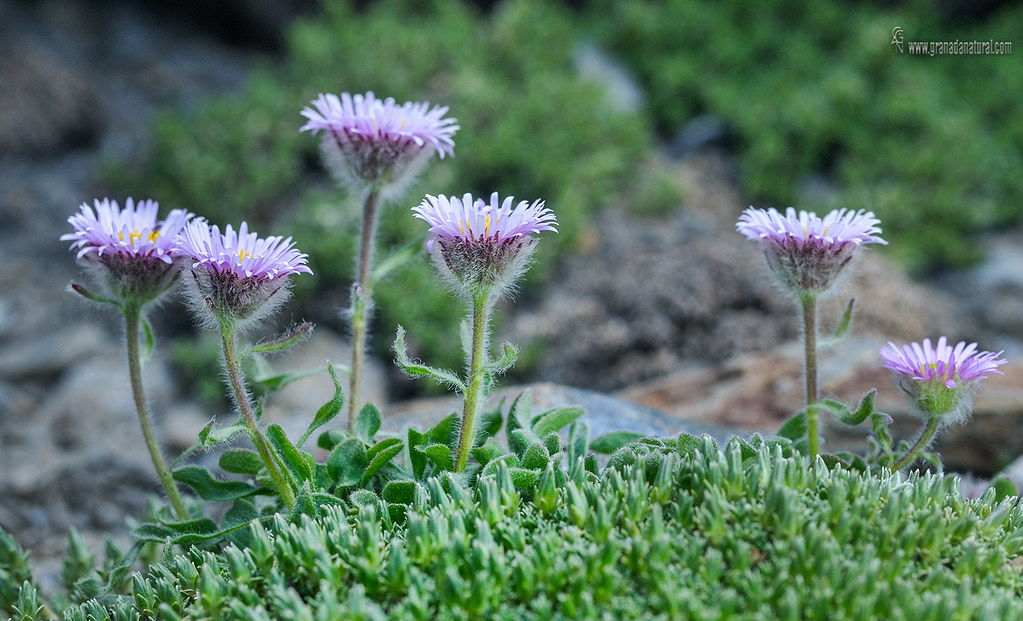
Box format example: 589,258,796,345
880,337,1006,469
300,92,459,430
174,219,313,511
396,192,558,473
62,198,193,519
737,206,887,459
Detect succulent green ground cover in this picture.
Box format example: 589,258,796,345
6,439,1023,620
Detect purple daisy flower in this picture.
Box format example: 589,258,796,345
174,220,312,329
412,192,557,298
61,198,193,304
737,207,887,296
880,337,1006,423
300,91,459,196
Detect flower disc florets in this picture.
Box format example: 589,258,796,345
880,337,1006,425
61,198,193,305
300,91,459,198
412,192,557,299
174,220,312,330
737,207,887,297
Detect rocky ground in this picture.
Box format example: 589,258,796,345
3,0,1023,592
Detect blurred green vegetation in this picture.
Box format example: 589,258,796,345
109,0,655,379
588,0,1023,271
111,0,1023,392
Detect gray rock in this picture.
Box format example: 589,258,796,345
383,381,741,448
668,115,734,159
0,39,104,155
0,323,108,380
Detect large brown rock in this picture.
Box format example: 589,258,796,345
619,336,1023,474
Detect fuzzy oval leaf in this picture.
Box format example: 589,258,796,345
219,449,264,475
509,467,541,489
589,431,644,454
172,466,258,501
328,438,368,487
367,437,403,461
532,407,585,438
354,402,382,443
425,444,454,471
521,442,551,470
266,424,313,482
382,480,419,505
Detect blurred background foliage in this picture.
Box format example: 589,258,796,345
108,0,1023,393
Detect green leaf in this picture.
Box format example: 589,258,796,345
986,475,1017,503
485,342,519,376
429,413,459,446
70,282,118,306
362,441,405,486
509,468,541,489
328,438,368,487
532,406,585,438
589,431,644,454
820,298,856,349
393,326,466,392
318,429,348,451
425,444,454,471
521,442,551,470
407,428,428,480
266,424,313,483
870,410,894,454
172,466,259,501
472,437,504,468
367,437,403,461
477,403,504,444
298,362,345,447
567,421,589,465
219,449,263,476
245,322,313,356
382,480,419,505
354,402,382,443
777,411,808,442
676,433,711,458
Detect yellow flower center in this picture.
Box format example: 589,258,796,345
119,229,159,248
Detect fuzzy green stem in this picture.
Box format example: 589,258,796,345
219,321,296,510
454,291,491,473
801,293,820,460
892,417,941,471
123,303,188,519
348,187,382,431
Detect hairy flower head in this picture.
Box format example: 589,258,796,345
880,337,1006,425
737,207,886,297
174,220,312,330
412,192,557,299
61,198,193,305
300,91,458,198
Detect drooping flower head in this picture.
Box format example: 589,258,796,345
737,207,887,297
300,91,459,198
881,337,1006,425
174,220,312,329
61,198,193,305
413,192,557,299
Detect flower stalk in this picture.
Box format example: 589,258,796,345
801,292,820,459
454,290,492,473
347,187,381,430
123,301,188,519
219,321,296,511
891,417,941,471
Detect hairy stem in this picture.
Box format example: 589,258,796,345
219,321,296,510
349,187,381,430
801,293,820,460
123,303,188,519
892,417,941,471
454,292,491,473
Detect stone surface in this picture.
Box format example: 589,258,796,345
383,382,743,448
